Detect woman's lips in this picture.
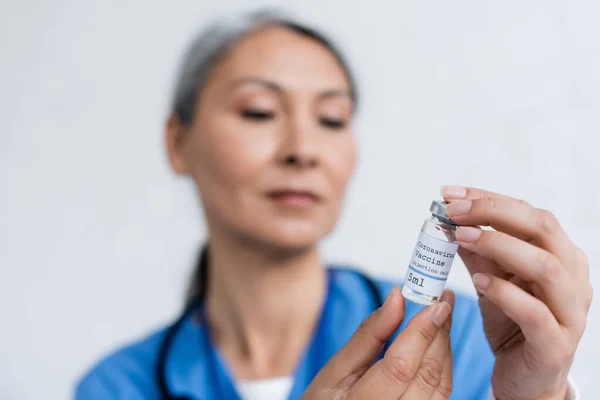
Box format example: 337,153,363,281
266,190,320,207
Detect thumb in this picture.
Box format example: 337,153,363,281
304,286,405,394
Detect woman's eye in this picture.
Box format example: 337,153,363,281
240,109,274,121
319,117,347,130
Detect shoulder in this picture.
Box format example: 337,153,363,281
73,326,168,400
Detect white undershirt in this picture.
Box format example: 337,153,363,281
234,375,579,400
236,376,294,400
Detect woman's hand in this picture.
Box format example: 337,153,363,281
301,287,455,400
442,186,592,400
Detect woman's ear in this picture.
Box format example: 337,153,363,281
165,113,190,175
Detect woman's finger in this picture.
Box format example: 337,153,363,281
400,291,455,399
443,187,578,274
303,286,405,393
456,226,578,327
442,185,510,203
431,344,453,400
457,246,512,280
347,296,452,399
472,272,563,355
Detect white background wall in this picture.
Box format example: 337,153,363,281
1,0,599,398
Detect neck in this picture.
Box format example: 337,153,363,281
204,234,327,380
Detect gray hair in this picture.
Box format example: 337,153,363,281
171,8,359,125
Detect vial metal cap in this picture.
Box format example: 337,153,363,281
430,200,458,226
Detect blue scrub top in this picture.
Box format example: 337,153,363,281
75,267,494,399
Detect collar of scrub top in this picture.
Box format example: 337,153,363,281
162,267,384,400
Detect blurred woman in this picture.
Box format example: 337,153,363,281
75,8,590,400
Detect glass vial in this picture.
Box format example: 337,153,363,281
402,200,459,306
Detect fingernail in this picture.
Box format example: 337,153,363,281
433,301,451,328
456,226,482,242
440,290,455,309
445,200,472,216
383,286,398,309
441,185,467,199
473,273,492,290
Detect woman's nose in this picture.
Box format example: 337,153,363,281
283,153,317,168
278,114,319,169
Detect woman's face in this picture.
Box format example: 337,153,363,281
167,26,356,251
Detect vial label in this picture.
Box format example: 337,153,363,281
404,231,459,297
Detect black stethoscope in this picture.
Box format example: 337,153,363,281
156,249,390,400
